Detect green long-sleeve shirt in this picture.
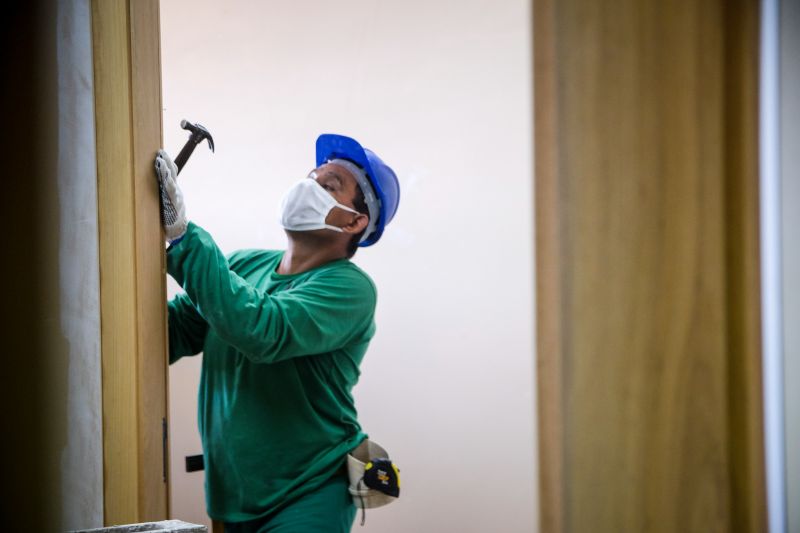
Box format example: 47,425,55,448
167,222,375,522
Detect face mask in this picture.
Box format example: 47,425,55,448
279,178,360,232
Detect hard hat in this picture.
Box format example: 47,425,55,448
316,134,400,247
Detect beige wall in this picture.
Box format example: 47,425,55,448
160,0,536,531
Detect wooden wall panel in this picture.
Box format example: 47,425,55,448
92,0,168,524
722,2,766,531
534,0,766,532
534,0,564,530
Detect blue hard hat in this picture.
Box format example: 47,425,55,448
316,134,400,247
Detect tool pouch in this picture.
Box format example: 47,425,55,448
347,439,400,509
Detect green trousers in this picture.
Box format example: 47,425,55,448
223,474,356,533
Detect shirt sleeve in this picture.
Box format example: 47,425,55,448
166,222,376,364
167,292,209,364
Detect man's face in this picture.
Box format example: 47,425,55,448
309,162,365,228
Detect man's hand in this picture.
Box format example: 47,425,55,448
154,149,188,243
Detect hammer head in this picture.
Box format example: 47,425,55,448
180,119,215,152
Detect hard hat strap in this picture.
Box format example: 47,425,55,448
328,158,380,242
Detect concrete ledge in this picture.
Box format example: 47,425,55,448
70,520,207,533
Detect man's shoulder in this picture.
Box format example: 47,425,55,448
227,248,282,270
312,260,377,301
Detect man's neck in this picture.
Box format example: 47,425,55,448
277,234,348,275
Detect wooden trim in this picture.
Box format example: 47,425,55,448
723,1,767,531
533,0,564,531
92,0,168,524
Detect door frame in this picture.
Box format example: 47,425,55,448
91,0,169,524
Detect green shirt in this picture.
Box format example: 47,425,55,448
167,222,375,522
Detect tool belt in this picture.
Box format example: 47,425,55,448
346,439,400,510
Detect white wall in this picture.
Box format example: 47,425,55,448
781,0,799,530
161,1,536,531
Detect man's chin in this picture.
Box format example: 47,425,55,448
285,228,335,241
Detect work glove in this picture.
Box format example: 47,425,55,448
154,149,188,243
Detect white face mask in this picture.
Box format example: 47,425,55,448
279,178,360,233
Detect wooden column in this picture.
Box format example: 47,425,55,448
92,0,169,524
534,0,766,532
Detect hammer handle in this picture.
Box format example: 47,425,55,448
173,138,199,175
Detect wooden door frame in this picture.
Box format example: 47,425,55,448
533,0,766,531
91,0,169,524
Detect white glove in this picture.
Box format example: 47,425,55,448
154,149,188,243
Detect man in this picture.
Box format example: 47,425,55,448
154,134,400,532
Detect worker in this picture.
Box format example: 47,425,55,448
154,134,400,533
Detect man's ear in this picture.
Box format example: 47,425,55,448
343,213,369,235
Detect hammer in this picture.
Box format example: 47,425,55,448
174,119,214,174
